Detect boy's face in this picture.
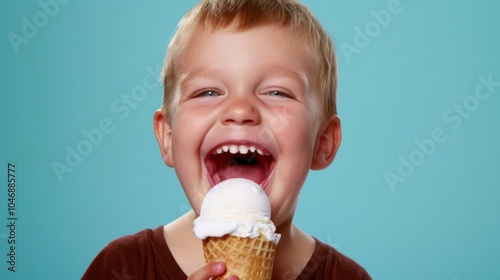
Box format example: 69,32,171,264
155,24,340,228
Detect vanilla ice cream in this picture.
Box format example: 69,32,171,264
193,178,280,244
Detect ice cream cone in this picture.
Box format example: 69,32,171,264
203,234,276,280
194,179,280,279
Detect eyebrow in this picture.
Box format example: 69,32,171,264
263,65,310,91
179,64,310,93
178,68,223,92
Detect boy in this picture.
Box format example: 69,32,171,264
83,0,371,279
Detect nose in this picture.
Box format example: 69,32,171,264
221,96,261,126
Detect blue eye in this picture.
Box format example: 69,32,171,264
199,90,220,97
268,91,286,97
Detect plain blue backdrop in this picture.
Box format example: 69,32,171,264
1,0,499,279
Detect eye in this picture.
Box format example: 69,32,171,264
198,90,220,97
267,90,287,97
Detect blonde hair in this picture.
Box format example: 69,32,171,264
161,0,337,120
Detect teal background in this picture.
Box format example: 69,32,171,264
1,0,499,279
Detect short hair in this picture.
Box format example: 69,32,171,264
161,0,337,120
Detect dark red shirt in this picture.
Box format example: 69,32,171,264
82,226,371,279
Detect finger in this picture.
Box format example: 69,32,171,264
187,261,226,280
226,275,240,280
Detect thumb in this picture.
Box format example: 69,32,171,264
187,261,226,280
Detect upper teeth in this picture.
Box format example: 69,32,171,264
213,145,268,156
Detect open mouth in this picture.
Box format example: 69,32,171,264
204,144,275,188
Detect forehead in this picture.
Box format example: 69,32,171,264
177,24,320,85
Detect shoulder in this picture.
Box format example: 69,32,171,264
299,237,372,280
104,227,153,253
81,227,159,279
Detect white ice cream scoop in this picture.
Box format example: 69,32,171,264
193,178,280,244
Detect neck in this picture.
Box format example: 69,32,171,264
163,210,205,276
272,220,315,279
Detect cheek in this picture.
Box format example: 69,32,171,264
169,107,215,213
170,108,204,152
279,112,316,153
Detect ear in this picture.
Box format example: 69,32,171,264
311,116,342,170
153,109,174,167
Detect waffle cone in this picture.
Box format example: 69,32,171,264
203,234,276,280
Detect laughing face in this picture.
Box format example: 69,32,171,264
154,24,341,228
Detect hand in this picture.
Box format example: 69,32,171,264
187,261,240,280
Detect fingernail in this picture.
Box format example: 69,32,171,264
213,262,225,272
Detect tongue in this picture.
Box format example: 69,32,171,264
219,164,266,185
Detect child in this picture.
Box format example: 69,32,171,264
83,0,371,279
